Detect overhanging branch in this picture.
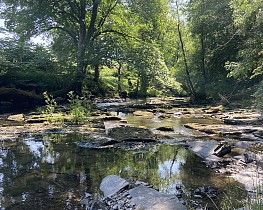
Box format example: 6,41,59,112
45,26,78,46
93,29,139,41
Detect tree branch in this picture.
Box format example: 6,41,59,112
97,0,119,29
86,0,100,41
45,26,78,46
93,29,139,41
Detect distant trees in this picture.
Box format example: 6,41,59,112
0,38,60,93
185,0,240,99
0,0,262,106
1,0,175,97
1,0,125,94
226,0,263,111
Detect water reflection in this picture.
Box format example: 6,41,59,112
0,134,246,209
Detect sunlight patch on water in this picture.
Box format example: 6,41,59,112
24,138,59,164
158,160,181,179
0,173,4,207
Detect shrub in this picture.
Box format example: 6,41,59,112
67,91,91,124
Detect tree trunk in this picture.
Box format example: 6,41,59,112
72,0,88,95
117,63,122,92
74,43,86,95
73,0,100,95
199,32,207,98
175,0,196,97
94,63,100,83
140,71,148,98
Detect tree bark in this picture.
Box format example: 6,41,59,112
117,63,122,92
73,0,100,95
175,0,196,97
94,63,100,83
199,31,207,98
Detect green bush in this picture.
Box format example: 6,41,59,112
67,91,91,124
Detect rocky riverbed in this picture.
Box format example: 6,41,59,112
0,97,263,209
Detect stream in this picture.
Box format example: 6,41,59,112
0,98,255,209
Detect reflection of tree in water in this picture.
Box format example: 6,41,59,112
0,135,87,209
0,133,248,209
82,144,188,195
179,151,247,209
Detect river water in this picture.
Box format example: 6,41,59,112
0,99,248,209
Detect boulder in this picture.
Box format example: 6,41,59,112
184,123,259,136
102,116,122,121
133,110,154,118
188,140,222,162
99,175,186,210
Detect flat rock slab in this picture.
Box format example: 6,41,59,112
133,110,154,118
129,185,186,210
184,123,260,136
188,140,222,161
107,126,158,142
100,175,129,198
7,113,25,122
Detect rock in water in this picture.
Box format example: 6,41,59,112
216,146,231,157
129,185,186,210
100,175,129,198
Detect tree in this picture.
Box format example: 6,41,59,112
186,0,238,99
120,0,172,97
226,0,262,80
226,0,263,112
0,38,60,93
174,0,196,97
1,0,123,95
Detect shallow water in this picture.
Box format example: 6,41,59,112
0,99,248,209
0,133,246,209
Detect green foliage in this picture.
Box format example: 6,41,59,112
43,91,57,115
253,81,263,114
185,0,239,98
0,0,261,102
42,91,65,124
67,91,91,124
0,38,64,94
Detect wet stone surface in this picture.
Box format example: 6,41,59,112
82,175,186,210
0,98,263,209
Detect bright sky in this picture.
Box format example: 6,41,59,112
0,18,50,46
0,18,11,38
0,19,4,27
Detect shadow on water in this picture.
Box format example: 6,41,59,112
0,132,246,209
